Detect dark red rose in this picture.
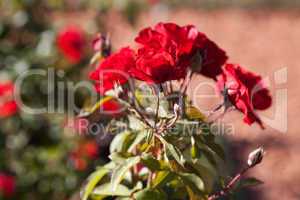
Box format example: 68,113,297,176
130,22,227,83
0,173,15,198
57,26,85,64
197,38,228,79
89,47,135,94
0,82,18,118
217,64,272,128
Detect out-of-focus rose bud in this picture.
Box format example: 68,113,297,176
247,147,265,168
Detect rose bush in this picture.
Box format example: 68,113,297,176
83,22,272,200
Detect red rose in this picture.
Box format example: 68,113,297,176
57,26,85,64
130,22,227,83
89,47,135,94
217,64,272,128
0,173,15,198
197,38,228,80
0,82,18,118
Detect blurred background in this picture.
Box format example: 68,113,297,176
0,0,299,199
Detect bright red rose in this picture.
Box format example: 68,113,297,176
217,64,272,128
0,82,18,118
130,22,227,83
57,26,85,64
0,173,15,198
89,47,135,94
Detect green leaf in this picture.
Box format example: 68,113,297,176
141,153,169,171
133,188,167,200
187,160,216,193
185,106,206,121
194,137,224,167
128,116,145,130
157,135,185,167
81,167,110,200
152,171,176,188
127,130,147,153
109,152,127,164
146,130,154,144
198,135,226,161
238,177,264,188
110,131,136,154
92,183,131,197
91,181,143,200
141,154,161,171
191,137,201,159
178,172,205,194
201,148,217,167
111,156,141,191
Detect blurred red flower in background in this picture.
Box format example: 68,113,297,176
217,64,272,128
89,47,135,94
70,140,99,171
57,26,86,64
0,173,15,198
130,22,227,83
0,82,18,118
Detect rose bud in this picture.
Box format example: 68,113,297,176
247,147,265,168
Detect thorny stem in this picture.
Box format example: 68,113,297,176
130,105,153,129
208,166,252,200
154,85,160,130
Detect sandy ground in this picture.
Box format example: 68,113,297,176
102,8,300,200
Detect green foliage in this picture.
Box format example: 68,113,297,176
81,84,232,200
